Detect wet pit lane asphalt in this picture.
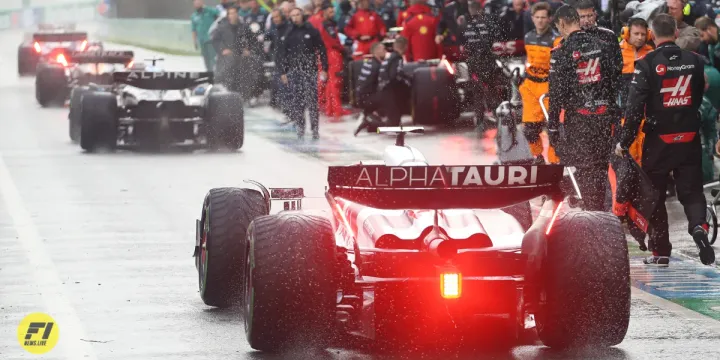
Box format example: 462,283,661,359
1,28,719,360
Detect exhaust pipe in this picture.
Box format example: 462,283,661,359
422,231,457,258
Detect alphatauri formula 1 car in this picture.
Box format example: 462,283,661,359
37,50,134,108
193,127,631,352
76,65,243,152
18,27,101,76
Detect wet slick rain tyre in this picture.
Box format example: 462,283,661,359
35,64,67,107
198,188,268,308
535,211,630,349
244,213,337,352
80,92,118,152
206,92,244,150
69,86,90,143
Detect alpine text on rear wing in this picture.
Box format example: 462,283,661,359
112,71,214,90
327,165,565,209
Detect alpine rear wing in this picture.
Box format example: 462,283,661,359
69,51,134,65
112,71,213,90
33,32,87,43
327,165,565,209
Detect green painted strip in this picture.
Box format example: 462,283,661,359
99,37,201,56
670,298,720,321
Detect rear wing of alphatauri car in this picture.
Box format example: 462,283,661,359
33,32,88,43
113,71,213,90
69,51,134,65
326,165,565,210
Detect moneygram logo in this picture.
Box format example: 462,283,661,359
577,57,601,84
660,75,692,107
17,313,59,354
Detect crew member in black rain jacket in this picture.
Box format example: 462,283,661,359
354,42,387,135
617,14,715,267
547,5,620,211
278,7,328,139
212,6,251,92
377,36,412,126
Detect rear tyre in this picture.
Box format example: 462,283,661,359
535,211,630,349
17,46,36,76
35,64,67,107
79,92,118,152
244,213,337,352
197,188,268,308
69,86,90,143
206,91,244,150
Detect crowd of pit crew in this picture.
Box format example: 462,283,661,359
191,0,720,267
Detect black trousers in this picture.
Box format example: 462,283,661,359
287,70,319,136
642,137,706,256
560,112,615,211
378,85,410,126
573,165,611,211
357,92,383,116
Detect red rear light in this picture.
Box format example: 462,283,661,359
56,53,68,67
34,42,42,53
127,60,134,69
440,272,461,299
79,40,88,51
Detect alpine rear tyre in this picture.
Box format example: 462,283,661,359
197,188,268,308
206,92,244,150
244,213,337,352
69,86,90,143
79,92,118,152
536,211,630,349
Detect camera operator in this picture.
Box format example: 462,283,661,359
548,5,620,211
616,14,715,267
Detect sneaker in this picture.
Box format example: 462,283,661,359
312,133,320,141
692,225,716,266
643,256,670,267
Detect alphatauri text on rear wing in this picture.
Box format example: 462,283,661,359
113,71,213,90
327,165,565,209
33,32,87,42
69,51,134,64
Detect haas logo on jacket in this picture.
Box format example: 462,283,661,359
660,75,693,108
576,57,601,84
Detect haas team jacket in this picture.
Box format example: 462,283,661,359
620,42,706,167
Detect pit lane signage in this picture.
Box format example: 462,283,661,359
328,165,564,188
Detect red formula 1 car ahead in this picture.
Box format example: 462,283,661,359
193,127,631,352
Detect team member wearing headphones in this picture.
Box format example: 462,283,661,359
619,18,654,108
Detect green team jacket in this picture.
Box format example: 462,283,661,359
192,6,221,44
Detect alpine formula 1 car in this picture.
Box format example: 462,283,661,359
76,65,244,152
18,27,102,76
193,127,631,352
37,50,135,108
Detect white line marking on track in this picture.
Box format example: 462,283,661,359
0,154,98,360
